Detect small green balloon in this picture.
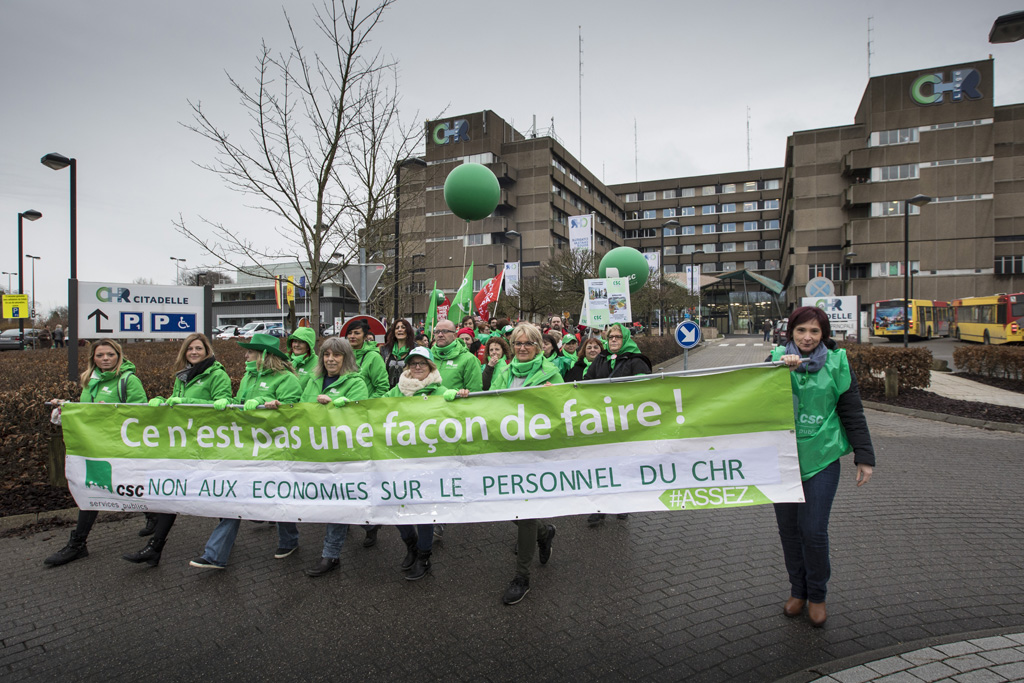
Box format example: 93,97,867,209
599,247,650,293
444,163,500,221
433,290,446,305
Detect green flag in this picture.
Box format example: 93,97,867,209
426,281,439,335
450,262,474,322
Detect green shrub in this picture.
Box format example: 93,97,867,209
838,342,932,393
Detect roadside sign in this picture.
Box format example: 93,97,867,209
675,320,701,349
78,281,206,339
2,294,29,319
805,277,835,298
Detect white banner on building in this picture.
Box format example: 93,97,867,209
503,262,520,295
801,296,859,340
644,252,659,273
568,214,594,253
685,265,700,294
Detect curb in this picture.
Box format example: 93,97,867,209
773,625,1022,683
0,507,80,532
862,400,1024,434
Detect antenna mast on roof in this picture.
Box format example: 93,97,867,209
634,118,638,183
867,16,874,78
579,25,584,162
746,106,752,170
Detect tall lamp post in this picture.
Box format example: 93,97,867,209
903,194,932,348
17,211,42,343
505,230,523,320
40,153,77,379
661,219,680,336
690,248,704,326
26,255,41,327
170,257,187,285
2,271,17,295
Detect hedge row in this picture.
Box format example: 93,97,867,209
837,342,933,393
952,345,1024,379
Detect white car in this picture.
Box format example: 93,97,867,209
237,321,284,339
214,325,240,340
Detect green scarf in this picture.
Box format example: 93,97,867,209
509,355,543,378
239,359,265,401
390,344,411,360
608,324,642,370
431,338,465,361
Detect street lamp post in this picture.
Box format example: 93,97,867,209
2,271,16,294
661,219,680,336
17,211,42,344
903,194,932,348
505,230,523,320
170,257,187,285
40,153,77,379
26,255,41,327
690,249,704,327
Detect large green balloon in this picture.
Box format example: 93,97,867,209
599,247,650,293
444,163,500,221
433,289,446,305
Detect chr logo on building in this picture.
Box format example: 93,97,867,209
910,69,982,105
432,119,470,145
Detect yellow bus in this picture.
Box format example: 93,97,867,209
872,299,952,340
951,293,1024,344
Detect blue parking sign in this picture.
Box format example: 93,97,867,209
120,312,144,332
150,313,197,333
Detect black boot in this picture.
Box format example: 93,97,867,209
138,513,157,537
44,531,89,566
122,537,165,567
400,536,418,571
405,550,431,581
363,524,381,548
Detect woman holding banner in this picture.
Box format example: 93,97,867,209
190,333,302,570
383,347,447,580
481,336,512,390
455,323,558,605
289,337,372,577
121,333,233,567
44,339,148,567
381,318,416,389
584,323,652,527
770,306,874,627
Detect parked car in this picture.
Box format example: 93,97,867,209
772,319,788,346
0,328,42,351
237,321,284,339
214,325,240,340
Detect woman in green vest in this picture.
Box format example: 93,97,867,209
287,326,319,392
453,323,559,606
121,333,233,567
770,306,875,627
383,346,447,581
44,339,148,567
190,333,302,569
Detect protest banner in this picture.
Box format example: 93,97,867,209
62,365,803,524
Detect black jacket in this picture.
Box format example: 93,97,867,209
584,350,652,380
564,358,589,382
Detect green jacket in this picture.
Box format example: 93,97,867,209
489,357,564,390
170,360,233,404
432,339,483,392
383,381,446,398
300,372,369,402
80,359,147,404
549,352,573,378
352,341,390,398
236,365,302,404
288,327,319,392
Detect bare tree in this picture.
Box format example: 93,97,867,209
181,269,234,286
500,248,597,320
176,0,403,327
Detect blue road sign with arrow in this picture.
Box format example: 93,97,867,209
675,320,701,349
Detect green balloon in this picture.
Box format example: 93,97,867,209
598,247,650,293
433,289,446,305
444,163,500,221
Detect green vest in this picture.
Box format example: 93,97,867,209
771,347,852,481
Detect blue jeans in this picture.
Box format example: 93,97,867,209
397,524,434,552
773,459,841,603
203,519,299,566
321,524,349,558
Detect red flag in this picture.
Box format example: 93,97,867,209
473,270,504,321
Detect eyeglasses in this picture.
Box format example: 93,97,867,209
408,362,429,368
434,329,454,336
608,335,623,340
512,341,536,349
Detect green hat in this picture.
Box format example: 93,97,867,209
561,334,578,345
238,333,288,360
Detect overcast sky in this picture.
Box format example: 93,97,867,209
2,0,1022,316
